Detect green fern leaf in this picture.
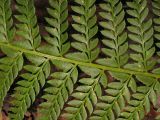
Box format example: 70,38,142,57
14,0,41,49
90,73,135,120
152,0,160,43
0,0,20,109
0,48,23,109
38,0,70,56
0,0,15,43
0,0,160,119
125,0,156,71
38,60,78,120
62,66,107,119
97,0,128,68
118,78,159,120
8,55,50,120
66,0,99,62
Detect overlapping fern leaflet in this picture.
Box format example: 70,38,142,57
37,0,76,119
89,0,133,119
38,0,70,56
62,66,107,119
8,0,48,119
90,73,136,120
0,0,22,109
152,1,160,119
0,0,15,43
38,60,78,120
152,0,160,47
14,0,41,49
152,0,160,73
66,0,99,62
0,0,160,119
0,47,23,109
97,0,128,68
118,76,159,120
125,0,155,71
9,55,50,120
60,0,106,119
117,0,159,119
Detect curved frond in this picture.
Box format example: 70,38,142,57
118,77,159,120
0,49,23,108
125,0,155,71
14,0,41,49
38,60,78,120
0,0,18,107
8,55,50,120
0,0,15,43
66,0,99,62
97,0,128,68
90,72,136,120
0,0,159,119
62,66,107,119
38,0,70,56
152,0,160,45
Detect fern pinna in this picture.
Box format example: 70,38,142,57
0,0,160,120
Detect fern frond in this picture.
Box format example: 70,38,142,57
0,0,160,119
90,72,136,120
38,0,70,56
66,0,99,62
0,47,23,109
97,0,128,68
152,0,160,55
62,66,107,119
118,77,159,120
125,0,155,71
8,54,50,120
152,0,160,41
38,60,78,120
0,0,21,110
0,0,15,43
7,2,44,117
14,0,41,49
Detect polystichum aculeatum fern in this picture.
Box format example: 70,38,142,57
0,0,160,119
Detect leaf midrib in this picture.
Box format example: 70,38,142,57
0,42,160,79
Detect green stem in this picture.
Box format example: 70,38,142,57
0,42,160,78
